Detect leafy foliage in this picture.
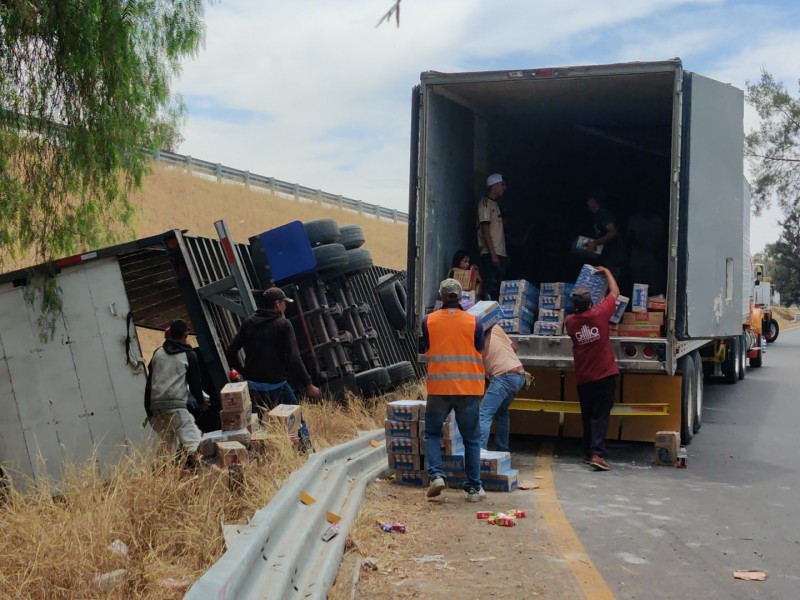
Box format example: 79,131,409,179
745,71,800,217
762,215,800,307
0,0,208,269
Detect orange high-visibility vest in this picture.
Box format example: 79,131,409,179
425,308,485,396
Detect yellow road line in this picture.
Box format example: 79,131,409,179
535,440,616,600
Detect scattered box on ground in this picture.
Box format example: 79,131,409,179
216,441,248,468
220,381,252,411
448,469,519,492
654,431,680,466
267,404,303,435
479,449,512,474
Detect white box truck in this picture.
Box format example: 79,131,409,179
407,59,752,444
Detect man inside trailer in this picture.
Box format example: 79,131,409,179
476,173,510,300
586,192,627,281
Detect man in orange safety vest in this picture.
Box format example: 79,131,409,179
422,278,486,502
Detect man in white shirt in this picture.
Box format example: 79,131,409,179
476,173,509,300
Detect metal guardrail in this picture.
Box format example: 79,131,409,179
154,150,409,224
185,429,388,600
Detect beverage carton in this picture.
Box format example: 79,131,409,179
632,283,649,313
538,308,565,324
395,470,429,487
387,453,422,471
216,441,248,468
538,294,573,311
533,320,562,336
654,431,680,466
540,282,576,297
499,279,538,298
386,399,427,422
387,437,420,455
479,449,512,474
621,311,664,327
574,264,608,306
609,295,629,324
220,406,253,432
267,404,303,436
220,381,251,411
467,301,503,332
385,419,419,439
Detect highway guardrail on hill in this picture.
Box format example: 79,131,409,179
154,150,409,224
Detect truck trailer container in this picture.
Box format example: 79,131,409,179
408,59,751,444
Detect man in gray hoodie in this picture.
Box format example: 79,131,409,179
145,318,208,459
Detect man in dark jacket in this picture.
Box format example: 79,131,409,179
145,318,208,459
226,287,321,447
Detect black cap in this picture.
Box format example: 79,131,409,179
263,287,294,306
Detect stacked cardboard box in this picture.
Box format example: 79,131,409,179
445,449,519,492
220,382,253,435
618,311,664,338
385,400,463,487
535,281,577,335
498,280,538,333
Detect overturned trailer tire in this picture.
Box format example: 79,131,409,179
305,219,341,246
376,274,407,330
355,367,391,397
338,224,366,250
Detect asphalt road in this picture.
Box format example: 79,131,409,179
548,328,800,599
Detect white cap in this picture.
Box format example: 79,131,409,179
486,173,504,187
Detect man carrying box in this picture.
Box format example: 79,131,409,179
145,319,209,466
422,278,486,502
226,287,321,451
479,326,527,452
564,267,620,472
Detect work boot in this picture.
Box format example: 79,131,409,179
427,476,445,498
589,455,611,471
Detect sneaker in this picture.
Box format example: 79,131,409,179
427,476,446,498
583,455,592,465
466,487,486,502
589,455,611,471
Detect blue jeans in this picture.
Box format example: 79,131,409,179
425,395,482,491
480,372,526,451
248,380,311,448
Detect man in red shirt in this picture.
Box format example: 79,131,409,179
565,266,620,471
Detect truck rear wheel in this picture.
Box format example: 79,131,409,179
721,337,739,384
749,342,763,368
691,351,703,433
737,334,746,380
679,355,695,445
765,318,779,343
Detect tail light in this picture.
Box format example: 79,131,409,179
642,345,656,359
624,345,638,358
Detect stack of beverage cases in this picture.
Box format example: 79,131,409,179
384,400,518,492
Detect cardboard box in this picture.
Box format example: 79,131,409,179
199,431,228,458
220,381,252,411
479,450,512,474
538,308,565,324
247,412,261,433
395,469,429,487
440,454,465,473
467,301,503,332
267,404,303,435
439,435,464,456
387,437,420,455
220,407,253,432
538,294,573,311
574,264,608,306
224,429,251,445
621,312,665,327
540,282,576,297
610,295,630,324
575,235,603,255
447,469,519,492
533,320,562,336
500,304,535,321
632,283,649,313
216,441,248,468
499,279,538,298
386,399,427,422
647,298,667,312
654,431,680,466
498,317,533,335
387,453,422,471
249,430,270,453
424,419,459,441
385,419,419,439
617,326,661,338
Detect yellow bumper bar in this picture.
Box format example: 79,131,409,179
510,398,669,416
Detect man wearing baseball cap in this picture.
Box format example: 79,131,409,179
564,266,620,471
476,173,509,300
421,278,486,502
226,287,321,450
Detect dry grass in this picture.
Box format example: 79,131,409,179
0,395,394,599
771,305,798,330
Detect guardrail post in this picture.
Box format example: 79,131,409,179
337,194,343,209
293,183,300,201
268,177,276,194
244,171,251,188
216,163,222,181
357,199,363,215
185,155,192,172
315,189,322,206
154,149,161,162
392,208,398,223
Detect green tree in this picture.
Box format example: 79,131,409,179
0,0,209,335
764,215,800,307
745,71,800,216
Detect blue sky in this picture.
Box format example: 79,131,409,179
175,0,800,252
